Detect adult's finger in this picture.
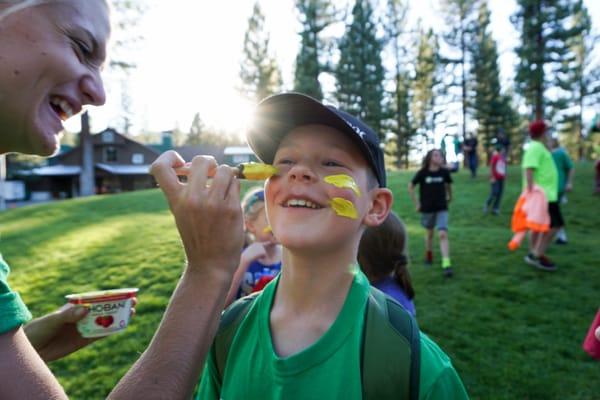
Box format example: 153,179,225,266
150,151,186,201
209,164,236,201
187,155,218,194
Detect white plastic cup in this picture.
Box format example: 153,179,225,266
65,288,138,338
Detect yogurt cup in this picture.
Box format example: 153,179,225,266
66,288,138,338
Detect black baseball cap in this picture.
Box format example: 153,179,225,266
246,92,386,187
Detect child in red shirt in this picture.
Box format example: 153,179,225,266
484,140,506,215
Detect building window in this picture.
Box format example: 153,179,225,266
104,147,117,162
102,131,115,143
131,153,144,165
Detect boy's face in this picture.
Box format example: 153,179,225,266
264,124,385,253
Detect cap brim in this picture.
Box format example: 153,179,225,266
246,93,376,169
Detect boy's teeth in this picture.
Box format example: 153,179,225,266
287,199,319,209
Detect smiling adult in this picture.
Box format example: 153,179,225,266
0,1,243,399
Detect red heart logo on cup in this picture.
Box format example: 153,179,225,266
95,315,114,328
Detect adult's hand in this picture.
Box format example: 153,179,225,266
149,152,244,278
24,300,137,363
108,152,245,400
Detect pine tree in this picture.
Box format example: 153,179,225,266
186,112,205,146
512,0,585,120
556,0,600,160
471,1,505,157
335,0,386,138
411,27,441,146
239,2,282,103
439,0,479,140
383,0,415,168
293,0,334,100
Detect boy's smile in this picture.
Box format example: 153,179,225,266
264,124,371,251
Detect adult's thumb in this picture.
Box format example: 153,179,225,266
61,305,89,323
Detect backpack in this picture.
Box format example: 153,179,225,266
211,286,421,400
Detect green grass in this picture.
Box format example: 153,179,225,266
2,165,599,399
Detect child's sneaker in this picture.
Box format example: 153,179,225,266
524,253,540,267
424,251,433,266
492,209,499,215
443,267,454,278
536,255,557,271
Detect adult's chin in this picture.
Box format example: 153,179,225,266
27,126,61,157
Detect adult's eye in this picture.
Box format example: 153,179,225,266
71,38,93,63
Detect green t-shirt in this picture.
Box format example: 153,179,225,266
0,254,32,334
551,147,573,194
197,270,469,400
522,141,559,202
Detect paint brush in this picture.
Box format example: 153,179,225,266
174,162,278,180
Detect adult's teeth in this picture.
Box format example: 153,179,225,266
50,97,74,120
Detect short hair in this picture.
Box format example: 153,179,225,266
529,120,548,139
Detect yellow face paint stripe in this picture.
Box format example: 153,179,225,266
330,197,358,219
323,174,361,197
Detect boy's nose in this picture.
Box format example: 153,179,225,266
287,163,317,182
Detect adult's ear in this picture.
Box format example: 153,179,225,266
363,188,393,227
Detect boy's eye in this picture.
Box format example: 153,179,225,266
276,159,294,165
323,160,344,167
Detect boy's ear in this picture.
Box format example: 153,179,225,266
363,188,393,227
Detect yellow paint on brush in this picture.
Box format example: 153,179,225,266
239,163,279,180
330,197,359,219
262,225,273,234
324,174,361,196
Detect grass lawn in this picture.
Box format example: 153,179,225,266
2,163,599,399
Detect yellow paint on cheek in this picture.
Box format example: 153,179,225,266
324,174,361,197
262,225,272,234
330,197,359,219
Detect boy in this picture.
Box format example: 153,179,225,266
549,138,574,244
484,139,506,215
522,120,560,271
408,149,454,278
197,93,468,399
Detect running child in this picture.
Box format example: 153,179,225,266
408,149,454,277
484,139,506,215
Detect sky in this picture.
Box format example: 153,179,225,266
69,0,600,142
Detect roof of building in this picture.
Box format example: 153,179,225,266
20,165,82,176
224,146,253,155
95,163,151,175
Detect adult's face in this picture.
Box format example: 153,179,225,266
0,0,110,156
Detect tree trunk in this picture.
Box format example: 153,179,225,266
79,112,95,197
461,19,467,140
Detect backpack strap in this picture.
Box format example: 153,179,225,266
213,292,260,382
362,286,421,400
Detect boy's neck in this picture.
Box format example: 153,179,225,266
429,164,440,171
275,243,358,309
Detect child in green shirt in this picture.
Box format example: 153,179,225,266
197,93,468,399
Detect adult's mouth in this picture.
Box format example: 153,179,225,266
49,95,81,121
